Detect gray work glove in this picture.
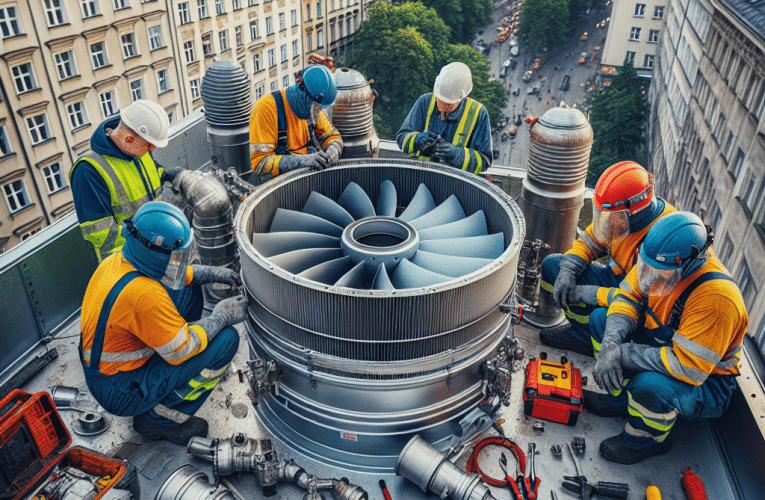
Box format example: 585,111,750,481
431,141,462,165
161,166,185,184
413,130,440,153
279,152,332,172
593,341,623,393
553,254,588,310
191,265,242,287
190,295,248,342
567,285,599,307
325,141,342,164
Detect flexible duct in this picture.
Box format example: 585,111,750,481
155,466,236,500
332,68,379,158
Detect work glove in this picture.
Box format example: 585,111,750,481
161,166,185,184
553,254,588,310
191,265,242,287
431,142,463,165
413,131,441,154
566,285,599,307
278,152,332,173
190,295,248,342
593,341,623,393
325,141,343,165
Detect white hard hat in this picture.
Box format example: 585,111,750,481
433,62,473,104
121,100,169,148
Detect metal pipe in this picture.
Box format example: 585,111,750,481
277,459,368,500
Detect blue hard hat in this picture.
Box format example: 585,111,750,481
639,212,711,278
299,65,337,108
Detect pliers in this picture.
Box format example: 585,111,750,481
499,451,525,500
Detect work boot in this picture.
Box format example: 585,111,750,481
582,389,627,417
599,434,673,464
133,413,209,446
539,323,593,357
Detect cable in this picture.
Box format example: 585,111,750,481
466,435,526,487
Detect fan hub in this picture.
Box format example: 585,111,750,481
340,216,419,271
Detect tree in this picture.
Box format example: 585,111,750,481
518,0,569,51
445,44,508,126
416,0,492,44
585,62,650,184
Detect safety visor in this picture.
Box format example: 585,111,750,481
637,254,681,296
125,219,193,290
304,85,332,108
592,202,630,245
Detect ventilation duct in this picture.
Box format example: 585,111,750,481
234,160,525,472
331,68,379,158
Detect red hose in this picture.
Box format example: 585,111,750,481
466,436,527,487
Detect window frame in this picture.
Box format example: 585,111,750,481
80,0,99,18
66,101,88,130
54,51,76,80
235,25,243,46
198,0,209,19
148,25,163,50
266,16,273,35
100,90,117,118
178,2,190,24
0,5,23,38
42,162,66,194
629,27,641,41
190,79,200,99
280,43,287,62
634,3,645,16
44,0,67,27
278,12,285,31
267,48,275,67
121,33,137,59
113,0,128,10
219,29,228,51
250,19,259,40
653,5,664,19
625,51,636,65
3,179,31,213
252,53,261,72
643,54,654,68
0,126,14,157
730,148,745,178
90,41,107,69
202,33,213,55
26,114,51,144
130,78,144,101
291,9,297,27
157,68,169,92
215,0,224,15
11,63,37,94
184,40,195,62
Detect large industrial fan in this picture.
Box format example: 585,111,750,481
235,160,525,472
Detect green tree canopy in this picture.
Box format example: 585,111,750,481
585,62,650,184
445,44,508,125
416,0,492,44
518,0,569,51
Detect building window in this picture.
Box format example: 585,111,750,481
157,69,169,92
0,5,23,38
0,127,13,157
306,4,310,19
306,33,312,51
178,2,190,24
148,25,163,50
255,84,264,100
215,0,224,14
80,0,98,18
338,19,343,38
625,51,636,65
648,29,659,43
266,16,272,34
629,27,641,41
20,227,41,241
190,79,200,99
11,63,36,94
346,17,351,35
54,51,76,80
643,54,654,68
291,9,297,26
90,42,107,68
330,23,334,43
283,75,289,87
653,5,664,18
100,90,117,117
267,48,275,67
122,33,137,58
741,172,761,214
233,0,240,9
43,162,65,193
317,0,322,18
130,79,143,101
317,28,323,48
253,53,261,72
202,33,212,55
3,179,31,213
250,20,259,39
719,234,733,263
722,130,734,160
198,0,208,19
730,149,744,178
738,260,756,305
67,101,88,129
634,3,645,16
27,114,50,144
280,43,287,62
248,0,256,6
184,40,195,62
270,81,277,91
219,30,228,51
113,0,127,10
292,39,298,58
235,25,243,46
279,12,285,30
44,0,67,27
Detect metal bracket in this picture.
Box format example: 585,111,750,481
245,357,279,406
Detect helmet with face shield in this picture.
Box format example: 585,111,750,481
121,201,194,290
637,211,712,296
592,161,654,245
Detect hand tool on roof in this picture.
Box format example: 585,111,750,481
499,452,525,500
681,469,709,500
466,421,527,489
524,443,540,499
561,443,630,500
646,485,663,500
379,479,393,500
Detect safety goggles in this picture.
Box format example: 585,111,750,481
592,202,630,245
637,254,681,296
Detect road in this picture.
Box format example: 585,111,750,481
476,0,613,169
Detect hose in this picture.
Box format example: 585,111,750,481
466,436,526,487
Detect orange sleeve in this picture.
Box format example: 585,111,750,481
249,94,280,175
315,110,342,150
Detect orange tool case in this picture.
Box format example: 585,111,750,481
523,354,583,426
0,389,129,500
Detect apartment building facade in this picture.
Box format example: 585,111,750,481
647,0,765,353
601,0,667,75
301,0,362,67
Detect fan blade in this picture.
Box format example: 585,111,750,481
270,208,343,237
251,231,340,258
334,261,367,288
338,182,376,220
299,256,353,285
391,258,452,288
399,183,436,222
419,210,488,240
303,191,355,228
269,248,344,274
372,263,394,290
418,233,505,259
411,250,494,278
409,194,466,230
377,180,397,217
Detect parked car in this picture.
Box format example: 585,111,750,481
579,52,588,64
530,58,542,70
581,32,588,41
510,45,519,57
523,70,534,82
500,59,511,78
560,75,570,91
526,86,540,94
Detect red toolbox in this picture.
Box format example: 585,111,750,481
523,354,584,426
0,389,132,500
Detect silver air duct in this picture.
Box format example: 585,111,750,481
332,68,379,158
201,60,252,176
516,107,592,326
155,466,236,500
234,160,525,472
396,435,498,500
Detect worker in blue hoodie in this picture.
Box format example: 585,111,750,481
70,100,184,263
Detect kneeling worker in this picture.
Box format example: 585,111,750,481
79,201,248,445
397,62,492,174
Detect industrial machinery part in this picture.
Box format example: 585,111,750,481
396,434,498,500
550,444,562,458
516,239,550,313
332,68,379,158
187,433,279,496
234,160,525,472
200,60,252,177
277,458,368,500
516,107,593,327
39,466,132,500
48,385,87,409
70,410,111,436
572,436,586,455
156,465,236,500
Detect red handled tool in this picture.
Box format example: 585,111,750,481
499,451,525,500
524,443,541,499
681,469,708,500
379,479,393,500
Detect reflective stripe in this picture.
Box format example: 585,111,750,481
591,336,601,353
565,309,589,324
628,392,678,427
423,94,438,132
725,344,742,356
403,132,417,154
155,326,193,356
163,336,199,362
461,147,470,170
153,404,191,424
251,143,273,153
80,217,117,236
474,152,483,174
613,292,640,309
717,357,740,371
577,227,606,253
82,347,154,364
200,365,229,379
316,126,340,143
540,279,554,293
672,334,721,366
661,347,708,384
454,100,482,148
175,363,230,401
256,156,277,176
625,422,670,442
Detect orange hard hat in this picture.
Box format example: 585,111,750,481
593,161,654,214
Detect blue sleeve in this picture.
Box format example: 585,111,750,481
396,95,430,150
71,160,114,224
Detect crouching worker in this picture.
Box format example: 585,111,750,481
585,212,747,464
79,201,248,445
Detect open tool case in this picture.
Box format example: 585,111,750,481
0,389,129,500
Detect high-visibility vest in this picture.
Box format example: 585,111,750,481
418,94,484,164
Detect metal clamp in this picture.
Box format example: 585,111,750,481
246,357,280,406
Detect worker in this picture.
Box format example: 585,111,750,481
79,201,248,446
249,64,343,179
537,161,676,356
70,100,183,263
396,62,492,174
585,212,747,464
